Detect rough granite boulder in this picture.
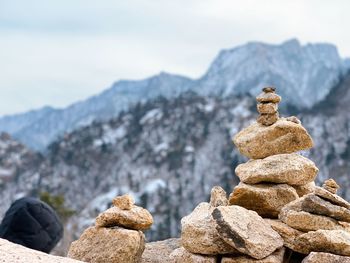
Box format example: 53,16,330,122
169,247,217,263
294,229,350,256
181,202,238,255
293,182,315,197
0,238,84,263
235,153,318,185
221,247,285,263
233,118,313,159
302,252,350,263
229,182,298,218
212,205,283,259
141,238,180,263
95,205,153,230
68,226,145,263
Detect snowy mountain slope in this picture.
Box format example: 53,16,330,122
0,39,347,150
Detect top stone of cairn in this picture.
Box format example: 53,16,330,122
256,87,281,126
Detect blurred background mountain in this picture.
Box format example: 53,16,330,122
1,39,350,252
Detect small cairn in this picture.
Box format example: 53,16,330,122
256,86,281,126
68,194,153,263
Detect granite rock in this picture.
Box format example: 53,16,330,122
221,247,285,263
169,247,217,263
141,238,180,263
210,186,228,207
302,252,350,263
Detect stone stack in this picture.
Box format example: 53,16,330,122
68,194,153,263
229,87,317,218
170,186,285,262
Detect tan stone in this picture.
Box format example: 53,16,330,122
181,202,238,255
68,226,145,263
0,238,84,263
257,113,279,126
295,230,350,256
293,182,315,197
141,238,180,263
257,103,278,114
256,91,281,103
212,206,283,259
301,194,350,222
95,205,153,230
210,186,228,207
233,118,313,159
286,116,301,124
221,247,285,263
169,247,217,263
112,194,135,210
322,179,340,194
264,219,304,252
314,186,350,209
302,252,350,263
235,153,318,186
279,198,344,232
229,182,298,218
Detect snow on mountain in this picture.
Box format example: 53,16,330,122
0,39,347,152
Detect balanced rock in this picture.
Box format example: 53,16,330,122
235,153,318,185
210,186,228,207
323,179,340,194
68,226,145,263
264,219,304,252
301,194,350,222
181,202,238,255
256,87,281,103
221,247,285,263
95,205,153,230
233,118,313,159
279,197,344,232
0,238,84,263
302,252,350,263
314,186,350,209
294,229,350,256
229,182,298,218
257,113,279,126
257,102,278,114
212,205,283,259
113,194,134,210
141,238,180,263
169,247,217,263
293,182,315,197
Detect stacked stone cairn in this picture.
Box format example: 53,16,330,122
68,194,153,263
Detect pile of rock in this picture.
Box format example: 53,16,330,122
68,194,153,263
170,186,285,262
230,87,317,218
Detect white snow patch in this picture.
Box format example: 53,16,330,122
93,126,127,146
140,109,163,125
144,179,166,194
154,142,169,153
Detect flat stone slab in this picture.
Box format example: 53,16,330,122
212,205,283,260
229,182,298,218
169,247,217,263
0,238,84,263
233,118,313,159
235,153,318,186
295,230,350,256
181,202,238,255
314,186,350,209
293,182,315,197
302,252,350,263
221,247,285,263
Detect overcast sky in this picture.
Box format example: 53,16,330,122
0,0,348,116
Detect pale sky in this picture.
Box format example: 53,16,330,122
0,0,349,116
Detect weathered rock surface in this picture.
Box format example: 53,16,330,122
301,194,350,222
95,205,153,230
68,226,145,263
257,103,278,114
233,118,313,159
314,186,350,209
169,247,217,263
257,113,279,126
256,89,281,103
113,194,135,210
235,153,318,185
210,186,228,207
295,229,350,256
181,202,238,255
264,219,304,252
212,205,283,259
293,182,315,197
141,238,180,263
0,238,84,263
221,247,285,263
229,182,298,218
322,179,340,194
302,252,350,263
